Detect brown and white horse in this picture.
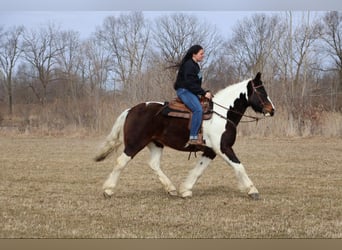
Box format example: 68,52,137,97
94,72,275,200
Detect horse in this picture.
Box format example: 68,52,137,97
94,72,275,200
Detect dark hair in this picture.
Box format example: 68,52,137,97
167,44,203,69
179,44,203,67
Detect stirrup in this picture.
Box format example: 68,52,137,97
184,138,206,147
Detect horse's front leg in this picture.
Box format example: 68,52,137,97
221,147,259,200
179,148,216,198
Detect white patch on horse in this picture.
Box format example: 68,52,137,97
145,101,164,106
267,96,275,110
214,79,250,113
102,153,131,197
179,156,212,198
147,143,177,195
203,79,250,150
224,157,259,195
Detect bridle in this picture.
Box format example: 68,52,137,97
211,80,267,127
250,80,268,108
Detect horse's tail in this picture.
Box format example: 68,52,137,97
93,109,129,162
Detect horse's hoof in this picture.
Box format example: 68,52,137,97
103,190,113,199
180,190,192,198
168,190,178,197
248,193,260,200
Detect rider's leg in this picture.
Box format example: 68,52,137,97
176,88,203,144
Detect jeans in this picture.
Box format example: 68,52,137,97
176,88,203,139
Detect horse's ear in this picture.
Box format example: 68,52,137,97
255,72,262,81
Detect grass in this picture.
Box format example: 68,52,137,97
0,136,341,238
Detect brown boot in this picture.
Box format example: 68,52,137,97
185,137,206,147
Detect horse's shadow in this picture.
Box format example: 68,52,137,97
107,185,245,201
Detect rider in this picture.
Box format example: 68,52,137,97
174,45,213,146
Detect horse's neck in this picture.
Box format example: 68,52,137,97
214,80,249,106
213,80,250,126
226,96,248,126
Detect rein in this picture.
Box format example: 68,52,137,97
212,101,264,126
214,101,263,121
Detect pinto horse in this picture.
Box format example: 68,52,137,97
94,72,275,200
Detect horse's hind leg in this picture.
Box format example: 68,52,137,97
102,152,131,198
147,143,177,196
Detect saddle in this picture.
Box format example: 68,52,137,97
161,96,213,120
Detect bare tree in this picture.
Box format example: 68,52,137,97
152,13,223,65
270,12,324,135
22,23,65,105
291,12,322,98
262,12,323,100
79,36,113,131
81,37,112,91
56,30,82,80
151,12,223,92
153,13,198,65
0,25,24,115
321,11,342,93
56,30,84,125
96,11,150,91
224,13,281,80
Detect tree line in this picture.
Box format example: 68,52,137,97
0,11,341,136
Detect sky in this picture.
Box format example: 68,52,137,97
0,11,260,39
1,0,341,11
0,0,341,39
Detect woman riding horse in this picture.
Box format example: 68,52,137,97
174,45,213,146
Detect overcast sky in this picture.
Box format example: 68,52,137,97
1,11,262,39
1,0,342,11
1,0,341,40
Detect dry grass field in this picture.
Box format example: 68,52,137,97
0,136,341,238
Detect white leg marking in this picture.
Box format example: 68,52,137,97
148,143,177,195
267,96,275,110
226,159,259,195
179,156,212,198
103,153,131,196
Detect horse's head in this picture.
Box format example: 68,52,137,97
247,72,275,117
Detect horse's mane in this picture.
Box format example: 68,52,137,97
213,79,251,108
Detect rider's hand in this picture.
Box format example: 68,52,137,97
204,92,212,100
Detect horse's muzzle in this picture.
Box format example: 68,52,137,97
263,105,275,117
